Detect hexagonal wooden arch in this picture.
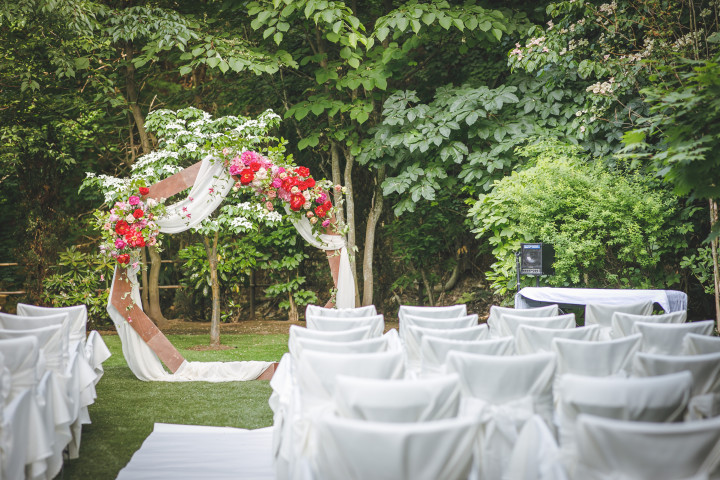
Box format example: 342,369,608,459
110,160,343,374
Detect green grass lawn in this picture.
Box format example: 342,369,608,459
58,333,289,480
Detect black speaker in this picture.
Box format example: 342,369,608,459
519,243,555,276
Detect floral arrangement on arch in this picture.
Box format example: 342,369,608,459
95,185,167,267
225,149,342,231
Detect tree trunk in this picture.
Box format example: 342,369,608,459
330,141,344,224
362,165,386,306
419,267,435,306
203,232,221,347
147,246,168,328
140,247,150,312
288,291,299,323
710,199,720,326
124,41,152,154
342,147,359,305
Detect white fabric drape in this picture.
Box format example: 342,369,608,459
108,266,271,382
291,215,354,309
155,156,234,233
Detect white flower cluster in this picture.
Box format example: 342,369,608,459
672,30,704,51
85,173,133,203
132,150,180,171
626,38,655,62
598,1,617,15
586,77,615,95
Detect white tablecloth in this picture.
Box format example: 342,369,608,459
514,287,687,313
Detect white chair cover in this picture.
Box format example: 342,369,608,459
403,324,489,373
498,313,576,338
288,325,372,356
1,388,35,480
305,304,377,318
506,415,569,480
16,303,87,344
610,310,687,338
15,303,112,383
278,350,405,479
313,415,480,480
553,333,642,378
333,374,462,423
400,315,478,340
446,351,556,480
397,304,467,322
557,372,693,475
487,305,559,338
0,312,70,366
515,324,600,354
0,336,54,478
420,336,514,376
574,414,720,479
290,329,400,358
683,332,720,355
633,320,715,355
633,351,720,419
585,300,653,340
305,314,384,338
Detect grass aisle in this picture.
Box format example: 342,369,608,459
58,333,289,480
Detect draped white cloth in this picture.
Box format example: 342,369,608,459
107,155,356,381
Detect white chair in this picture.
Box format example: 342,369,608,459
515,324,600,354
0,312,71,365
683,332,720,355
313,415,480,480
1,388,35,480
290,329,400,357
16,303,111,382
574,414,720,479
493,313,575,338
556,372,693,475
0,336,54,479
446,351,556,480
397,304,467,323
305,304,377,318
404,324,489,373
506,415,569,480
420,336,514,376
553,334,642,378
288,325,372,356
306,314,384,337
16,303,87,344
633,320,715,355
585,300,653,340
633,351,720,419
487,305,559,338
333,374,462,422
277,350,405,479
400,314,478,340
610,310,687,338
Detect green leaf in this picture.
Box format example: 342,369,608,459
355,111,369,124
376,26,390,42
274,32,283,45
438,15,452,30
397,16,409,32
348,57,360,69
466,112,479,125
422,12,435,25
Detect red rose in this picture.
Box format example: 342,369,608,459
133,208,144,219
304,178,315,189
240,169,255,185
115,220,130,235
117,254,130,264
289,193,305,211
248,159,262,172
323,200,333,210
139,187,150,195
315,205,327,218
295,166,310,177
281,177,298,191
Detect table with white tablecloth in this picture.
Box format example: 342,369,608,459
514,287,688,313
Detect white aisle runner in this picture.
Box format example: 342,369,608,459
116,423,274,480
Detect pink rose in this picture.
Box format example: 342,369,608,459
265,201,274,211
128,195,140,206
316,192,328,204
229,164,242,176
322,219,331,227
334,184,342,192
147,236,157,246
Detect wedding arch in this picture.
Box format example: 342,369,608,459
106,155,355,381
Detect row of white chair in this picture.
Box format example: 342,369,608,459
0,304,111,480
269,303,720,480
